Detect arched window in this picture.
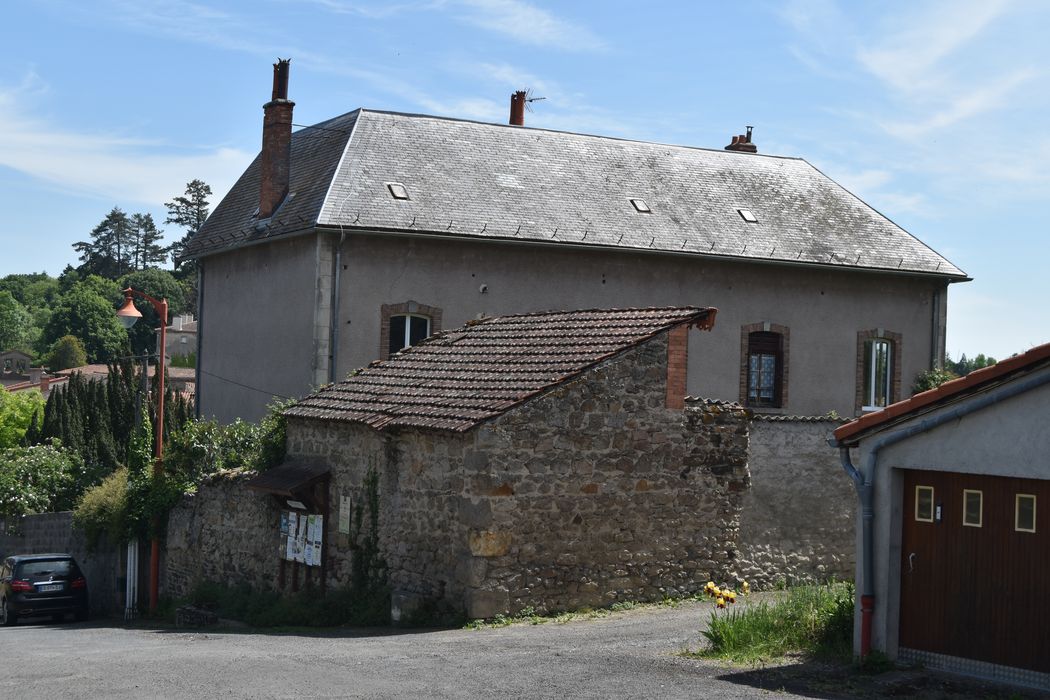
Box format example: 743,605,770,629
388,314,431,356
379,301,443,360
856,329,902,413
739,323,789,409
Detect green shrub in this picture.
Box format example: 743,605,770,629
73,468,128,546
912,368,958,394
700,581,855,663
0,442,83,518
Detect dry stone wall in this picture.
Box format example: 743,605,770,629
165,472,281,599
733,416,855,589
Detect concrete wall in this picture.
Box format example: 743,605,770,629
336,233,947,418
855,365,1050,661
197,234,323,423
0,512,122,616
735,417,854,589
197,230,952,423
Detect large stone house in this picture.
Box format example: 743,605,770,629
182,61,967,422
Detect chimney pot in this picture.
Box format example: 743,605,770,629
259,59,295,220
725,127,758,153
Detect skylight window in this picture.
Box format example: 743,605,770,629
387,182,410,200
738,209,758,223
630,198,651,213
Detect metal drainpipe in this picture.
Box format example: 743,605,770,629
328,230,346,385
830,366,1050,658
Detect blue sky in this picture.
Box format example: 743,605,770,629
1,0,1047,360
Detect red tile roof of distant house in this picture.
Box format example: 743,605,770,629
286,306,716,432
834,341,1050,445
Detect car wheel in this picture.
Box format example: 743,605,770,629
0,599,15,627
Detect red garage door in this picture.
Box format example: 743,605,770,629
900,469,1050,672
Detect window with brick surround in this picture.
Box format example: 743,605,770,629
379,301,443,360
856,329,902,413
739,323,789,409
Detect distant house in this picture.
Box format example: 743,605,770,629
160,314,197,361
831,344,1050,688
0,350,33,388
181,61,967,423
181,306,755,619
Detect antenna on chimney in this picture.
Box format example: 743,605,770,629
509,88,546,126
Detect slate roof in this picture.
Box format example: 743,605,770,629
285,306,716,432
183,110,965,279
833,342,1050,445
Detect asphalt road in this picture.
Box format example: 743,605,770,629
0,599,1033,699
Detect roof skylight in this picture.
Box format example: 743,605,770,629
387,182,410,200
630,198,651,213
738,209,758,223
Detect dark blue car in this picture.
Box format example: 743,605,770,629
1,554,89,625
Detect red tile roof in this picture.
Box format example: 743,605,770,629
834,341,1050,444
286,306,717,432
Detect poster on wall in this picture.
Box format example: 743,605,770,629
296,515,308,563
280,512,289,535
285,531,295,561
338,496,351,534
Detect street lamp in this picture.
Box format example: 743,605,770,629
116,287,168,615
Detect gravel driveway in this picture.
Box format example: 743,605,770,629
0,599,1034,699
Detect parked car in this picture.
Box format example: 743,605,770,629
0,554,89,625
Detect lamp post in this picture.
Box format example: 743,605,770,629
116,287,168,615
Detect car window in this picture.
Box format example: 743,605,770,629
15,559,74,580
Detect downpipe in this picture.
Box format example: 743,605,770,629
830,367,1050,659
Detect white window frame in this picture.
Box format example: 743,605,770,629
1015,493,1037,533
862,338,893,411
389,313,431,354
915,485,934,523
962,489,983,528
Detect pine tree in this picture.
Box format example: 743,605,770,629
74,208,135,278
165,180,211,272
130,213,169,270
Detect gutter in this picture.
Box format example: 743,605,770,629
328,229,347,384
829,366,1050,658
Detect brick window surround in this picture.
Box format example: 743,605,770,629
739,322,790,409
855,328,902,415
379,301,443,360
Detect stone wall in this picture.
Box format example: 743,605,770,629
165,471,282,599
734,416,855,589
0,512,122,616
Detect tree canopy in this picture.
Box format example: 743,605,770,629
43,279,128,363
0,291,33,351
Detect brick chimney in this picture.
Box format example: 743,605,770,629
724,125,757,153
509,90,526,126
259,58,295,219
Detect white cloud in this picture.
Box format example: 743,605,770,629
857,0,1012,93
0,78,251,206
454,0,604,51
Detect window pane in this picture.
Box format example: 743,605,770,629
747,355,760,399
388,315,407,355
1016,494,1036,533
863,338,893,408
963,490,982,527
409,316,430,345
759,355,775,399
916,486,934,522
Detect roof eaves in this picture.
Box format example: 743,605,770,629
834,342,1050,444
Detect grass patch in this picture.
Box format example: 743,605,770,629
186,581,390,628
696,581,854,664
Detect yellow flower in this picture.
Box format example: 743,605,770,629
716,596,726,609
741,581,751,594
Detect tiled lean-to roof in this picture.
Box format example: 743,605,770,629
184,110,966,279
285,306,716,432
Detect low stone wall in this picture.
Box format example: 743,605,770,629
733,416,855,589
0,512,122,616
165,472,281,599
